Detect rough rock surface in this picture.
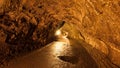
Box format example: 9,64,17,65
71,0,120,67
0,0,120,67
0,0,65,66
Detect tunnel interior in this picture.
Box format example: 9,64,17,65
0,0,120,68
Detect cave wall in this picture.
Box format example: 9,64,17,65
0,0,120,67
0,0,68,65
69,0,120,66
0,0,68,45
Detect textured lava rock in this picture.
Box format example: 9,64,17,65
0,0,120,67
0,0,66,66
70,0,120,67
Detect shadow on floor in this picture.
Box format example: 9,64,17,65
58,56,79,64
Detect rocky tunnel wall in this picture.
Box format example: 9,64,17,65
68,0,120,66
0,0,120,67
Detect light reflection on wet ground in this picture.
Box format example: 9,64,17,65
4,38,99,68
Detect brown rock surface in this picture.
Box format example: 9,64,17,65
0,0,120,67
71,0,120,66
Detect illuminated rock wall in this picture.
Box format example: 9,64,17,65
0,0,120,67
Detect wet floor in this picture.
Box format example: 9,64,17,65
4,38,118,68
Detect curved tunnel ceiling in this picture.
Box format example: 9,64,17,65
0,0,120,67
